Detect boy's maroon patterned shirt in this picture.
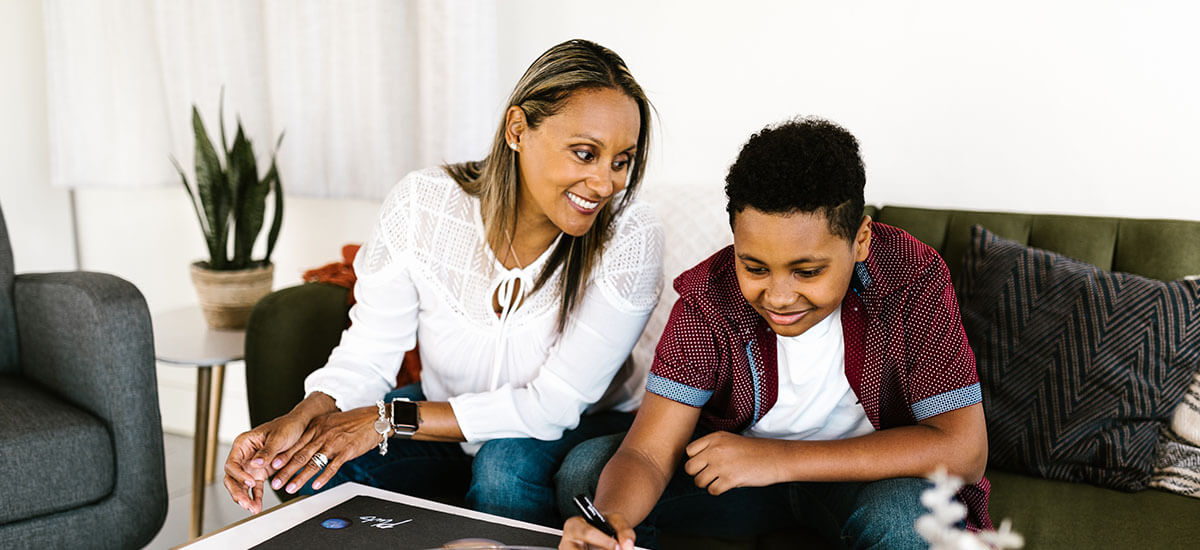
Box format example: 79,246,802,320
646,222,992,531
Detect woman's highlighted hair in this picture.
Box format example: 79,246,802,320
446,39,654,331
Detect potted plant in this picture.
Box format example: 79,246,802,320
173,100,283,329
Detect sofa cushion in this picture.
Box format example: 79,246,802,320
0,375,114,524
959,225,1200,491
988,468,1200,548
1112,220,1200,282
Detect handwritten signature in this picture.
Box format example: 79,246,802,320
359,515,414,529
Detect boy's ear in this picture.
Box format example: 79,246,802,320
504,106,527,149
853,215,872,262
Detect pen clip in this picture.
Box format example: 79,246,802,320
573,494,616,537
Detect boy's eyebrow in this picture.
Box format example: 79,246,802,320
737,253,829,265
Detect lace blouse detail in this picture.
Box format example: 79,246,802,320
306,167,665,445
361,168,593,325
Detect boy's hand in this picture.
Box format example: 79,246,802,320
684,431,784,495
560,513,636,550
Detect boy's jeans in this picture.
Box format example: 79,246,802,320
556,432,934,549
298,383,634,527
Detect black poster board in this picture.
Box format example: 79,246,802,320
251,495,559,549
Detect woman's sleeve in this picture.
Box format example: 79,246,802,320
448,202,666,441
303,175,421,411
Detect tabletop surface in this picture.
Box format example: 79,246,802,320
174,482,577,550
153,306,245,366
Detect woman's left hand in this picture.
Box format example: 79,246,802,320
271,406,384,494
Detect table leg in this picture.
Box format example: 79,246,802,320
191,366,213,540
205,363,226,484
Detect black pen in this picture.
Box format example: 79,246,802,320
572,493,617,538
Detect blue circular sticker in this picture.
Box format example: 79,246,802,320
320,517,351,529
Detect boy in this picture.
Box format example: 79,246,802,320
558,117,990,549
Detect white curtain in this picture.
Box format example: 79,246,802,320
43,0,500,199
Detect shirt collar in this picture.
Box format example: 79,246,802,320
850,261,872,296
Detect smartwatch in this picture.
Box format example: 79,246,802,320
389,398,420,437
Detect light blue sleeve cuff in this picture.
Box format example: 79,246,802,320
911,383,982,421
646,373,713,408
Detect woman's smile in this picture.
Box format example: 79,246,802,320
566,190,602,214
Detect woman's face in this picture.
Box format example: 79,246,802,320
508,87,641,237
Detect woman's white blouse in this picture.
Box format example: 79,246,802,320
304,168,664,446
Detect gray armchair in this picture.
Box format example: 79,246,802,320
0,203,167,549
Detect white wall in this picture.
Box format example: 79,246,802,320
499,0,1200,218
4,0,1199,442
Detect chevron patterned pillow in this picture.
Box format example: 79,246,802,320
958,225,1200,491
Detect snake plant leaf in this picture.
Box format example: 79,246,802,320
178,99,284,271
229,123,263,269
192,106,229,269
263,152,283,264
171,156,215,258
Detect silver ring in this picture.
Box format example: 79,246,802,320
310,452,329,469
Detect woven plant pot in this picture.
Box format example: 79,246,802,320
189,261,274,329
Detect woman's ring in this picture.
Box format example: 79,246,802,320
311,452,329,469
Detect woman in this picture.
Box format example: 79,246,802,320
223,39,663,528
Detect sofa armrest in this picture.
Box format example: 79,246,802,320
12,271,166,546
245,282,351,428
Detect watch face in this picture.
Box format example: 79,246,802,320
391,400,419,431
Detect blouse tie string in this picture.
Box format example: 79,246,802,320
487,232,532,390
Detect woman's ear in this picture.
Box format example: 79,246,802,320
853,215,872,262
504,105,527,150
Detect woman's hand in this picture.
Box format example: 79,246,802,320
223,413,314,513
223,392,337,513
559,513,636,550
270,406,384,495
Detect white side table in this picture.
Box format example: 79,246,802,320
153,306,245,540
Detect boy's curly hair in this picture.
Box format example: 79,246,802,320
725,116,866,241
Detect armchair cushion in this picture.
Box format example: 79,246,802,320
0,269,166,548
0,376,113,524
245,282,351,428
0,205,17,374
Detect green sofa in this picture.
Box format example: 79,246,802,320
244,205,1200,549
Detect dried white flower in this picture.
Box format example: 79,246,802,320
915,466,1024,550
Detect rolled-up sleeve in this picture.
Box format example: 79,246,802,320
304,177,419,411
902,255,981,420
646,297,720,407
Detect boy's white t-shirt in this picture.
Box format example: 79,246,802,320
744,305,875,441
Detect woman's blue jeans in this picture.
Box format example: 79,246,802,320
555,432,935,549
298,383,634,528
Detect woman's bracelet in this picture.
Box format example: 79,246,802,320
373,399,391,455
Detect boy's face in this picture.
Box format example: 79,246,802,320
732,208,871,337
